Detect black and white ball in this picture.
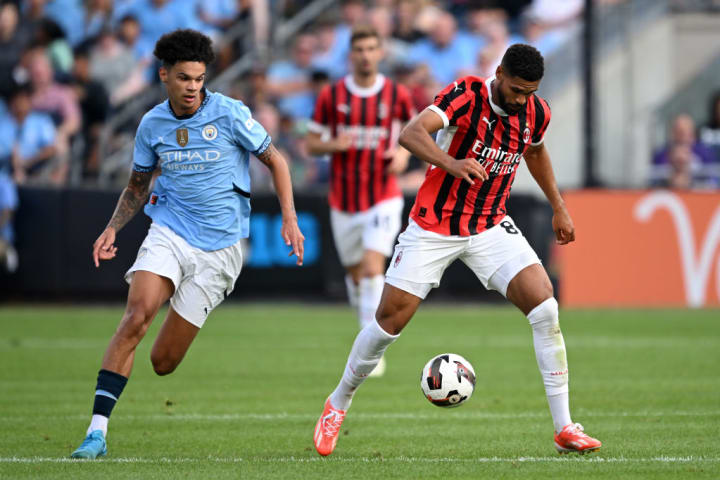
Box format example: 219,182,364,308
420,353,476,407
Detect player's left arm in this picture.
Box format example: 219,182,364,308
256,143,305,265
524,142,575,245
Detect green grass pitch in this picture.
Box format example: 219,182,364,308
1,303,719,479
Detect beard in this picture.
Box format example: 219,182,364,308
497,89,522,115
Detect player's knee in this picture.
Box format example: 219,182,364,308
375,301,409,335
150,353,177,376
119,305,154,341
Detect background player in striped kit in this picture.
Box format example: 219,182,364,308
314,44,601,456
70,29,304,459
306,25,415,376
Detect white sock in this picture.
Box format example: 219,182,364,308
547,392,572,433
87,414,108,436
345,274,359,309
527,297,572,432
329,320,399,410
358,274,384,330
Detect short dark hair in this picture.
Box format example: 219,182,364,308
350,24,381,46
153,29,215,68
501,44,544,82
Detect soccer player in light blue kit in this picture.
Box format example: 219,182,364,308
71,29,305,459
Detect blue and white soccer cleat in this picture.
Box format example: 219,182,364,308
70,430,107,459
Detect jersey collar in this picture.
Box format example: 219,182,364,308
485,76,508,117
344,74,385,98
167,88,212,120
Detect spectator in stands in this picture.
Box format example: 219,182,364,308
266,32,316,120
32,18,74,76
89,29,140,106
118,14,152,62
311,19,349,80
699,91,720,170
28,49,80,184
83,0,114,43
651,114,718,187
406,10,476,86
0,167,18,273
71,47,110,179
519,11,567,56
466,16,516,77
650,114,716,185
652,144,717,190
524,0,583,30
0,83,57,185
0,2,32,98
20,0,47,40
233,65,270,110
198,0,238,32
393,0,425,43
42,0,85,46
131,0,194,49
367,6,411,74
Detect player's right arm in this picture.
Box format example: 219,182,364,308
92,169,153,267
93,118,156,267
305,131,353,155
398,109,488,185
305,83,353,155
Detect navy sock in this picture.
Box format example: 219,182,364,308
92,369,128,418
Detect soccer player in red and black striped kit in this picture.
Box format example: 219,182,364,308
307,26,415,377
314,44,602,456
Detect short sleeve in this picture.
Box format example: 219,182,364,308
531,96,551,146
394,84,416,122
308,85,331,135
0,174,17,210
132,119,158,173
428,76,475,129
38,115,56,147
231,101,271,156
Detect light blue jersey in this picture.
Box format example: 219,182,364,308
132,90,270,251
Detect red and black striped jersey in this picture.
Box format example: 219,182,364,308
309,74,416,213
410,75,551,236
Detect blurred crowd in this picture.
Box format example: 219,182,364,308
4,0,718,273
0,0,585,194
650,92,720,190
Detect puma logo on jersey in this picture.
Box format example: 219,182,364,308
453,81,463,93
482,116,496,128
337,104,350,114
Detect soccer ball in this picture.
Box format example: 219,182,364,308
420,353,476,407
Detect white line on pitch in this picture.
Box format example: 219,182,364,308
0,456,718,464
3,410,719,422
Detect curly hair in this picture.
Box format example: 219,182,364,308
501,44,544,82
153,29,215,67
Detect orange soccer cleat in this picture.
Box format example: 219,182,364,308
554,423,602,455
313,397,346,456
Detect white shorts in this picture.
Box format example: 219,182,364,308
125,223,243,328
330,197,404,267
385,216,541,299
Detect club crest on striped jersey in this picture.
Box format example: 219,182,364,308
202,124,218,141
523,126,531,144
176,128,189,147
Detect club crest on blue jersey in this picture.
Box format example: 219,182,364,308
202,124,218,141
176,128,189,147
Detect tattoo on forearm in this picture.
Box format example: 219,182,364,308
256,143,279,165
107,170,152,232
